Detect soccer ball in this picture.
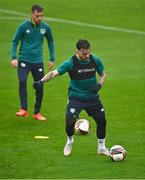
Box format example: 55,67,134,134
110,145,126,162
74,119,90,134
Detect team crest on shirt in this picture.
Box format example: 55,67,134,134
40,28,46,34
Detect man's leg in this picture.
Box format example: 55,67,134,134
16,62,29,117
31,63,45,120
86,99,109,156
64,102,81,156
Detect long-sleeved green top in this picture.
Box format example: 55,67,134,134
11,20,55,63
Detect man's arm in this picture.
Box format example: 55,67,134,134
33,70,59,89
11,24,23,68
90,71,106,94
98,72,106,86
33,58,72,89
45,26,55,71
41,70,59,83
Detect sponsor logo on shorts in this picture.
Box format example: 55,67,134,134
38,68,43,72
21,62,26,67
70,108,75,113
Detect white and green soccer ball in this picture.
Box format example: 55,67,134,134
75,119,90,134
110,145,126,162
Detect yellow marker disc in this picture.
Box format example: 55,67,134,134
34,136,49,139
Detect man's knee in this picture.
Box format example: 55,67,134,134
35,84,43,93
93,114,106,127
66,114,76,128
65,115,76,137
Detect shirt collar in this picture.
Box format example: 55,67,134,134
76,54,90,64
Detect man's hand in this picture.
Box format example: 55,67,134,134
90,83,102,94
11,59,18,67
48,61,54,72
33,80,43,89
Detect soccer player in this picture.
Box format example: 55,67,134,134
33,39,109,156
11,4,55,120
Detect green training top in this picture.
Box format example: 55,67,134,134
11,20,55,63
57,55,104,100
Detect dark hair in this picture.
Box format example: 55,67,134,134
76,39,91,50
31,4,43,12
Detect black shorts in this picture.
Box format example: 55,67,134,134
66,96,105,119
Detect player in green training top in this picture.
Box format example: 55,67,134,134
11,4,55,121
33,39,109,156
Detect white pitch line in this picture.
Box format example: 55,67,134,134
0,8,27,16
44,17,145,36
0,8,145,36
0,16,25,20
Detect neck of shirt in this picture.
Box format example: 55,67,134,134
76,54,90,64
